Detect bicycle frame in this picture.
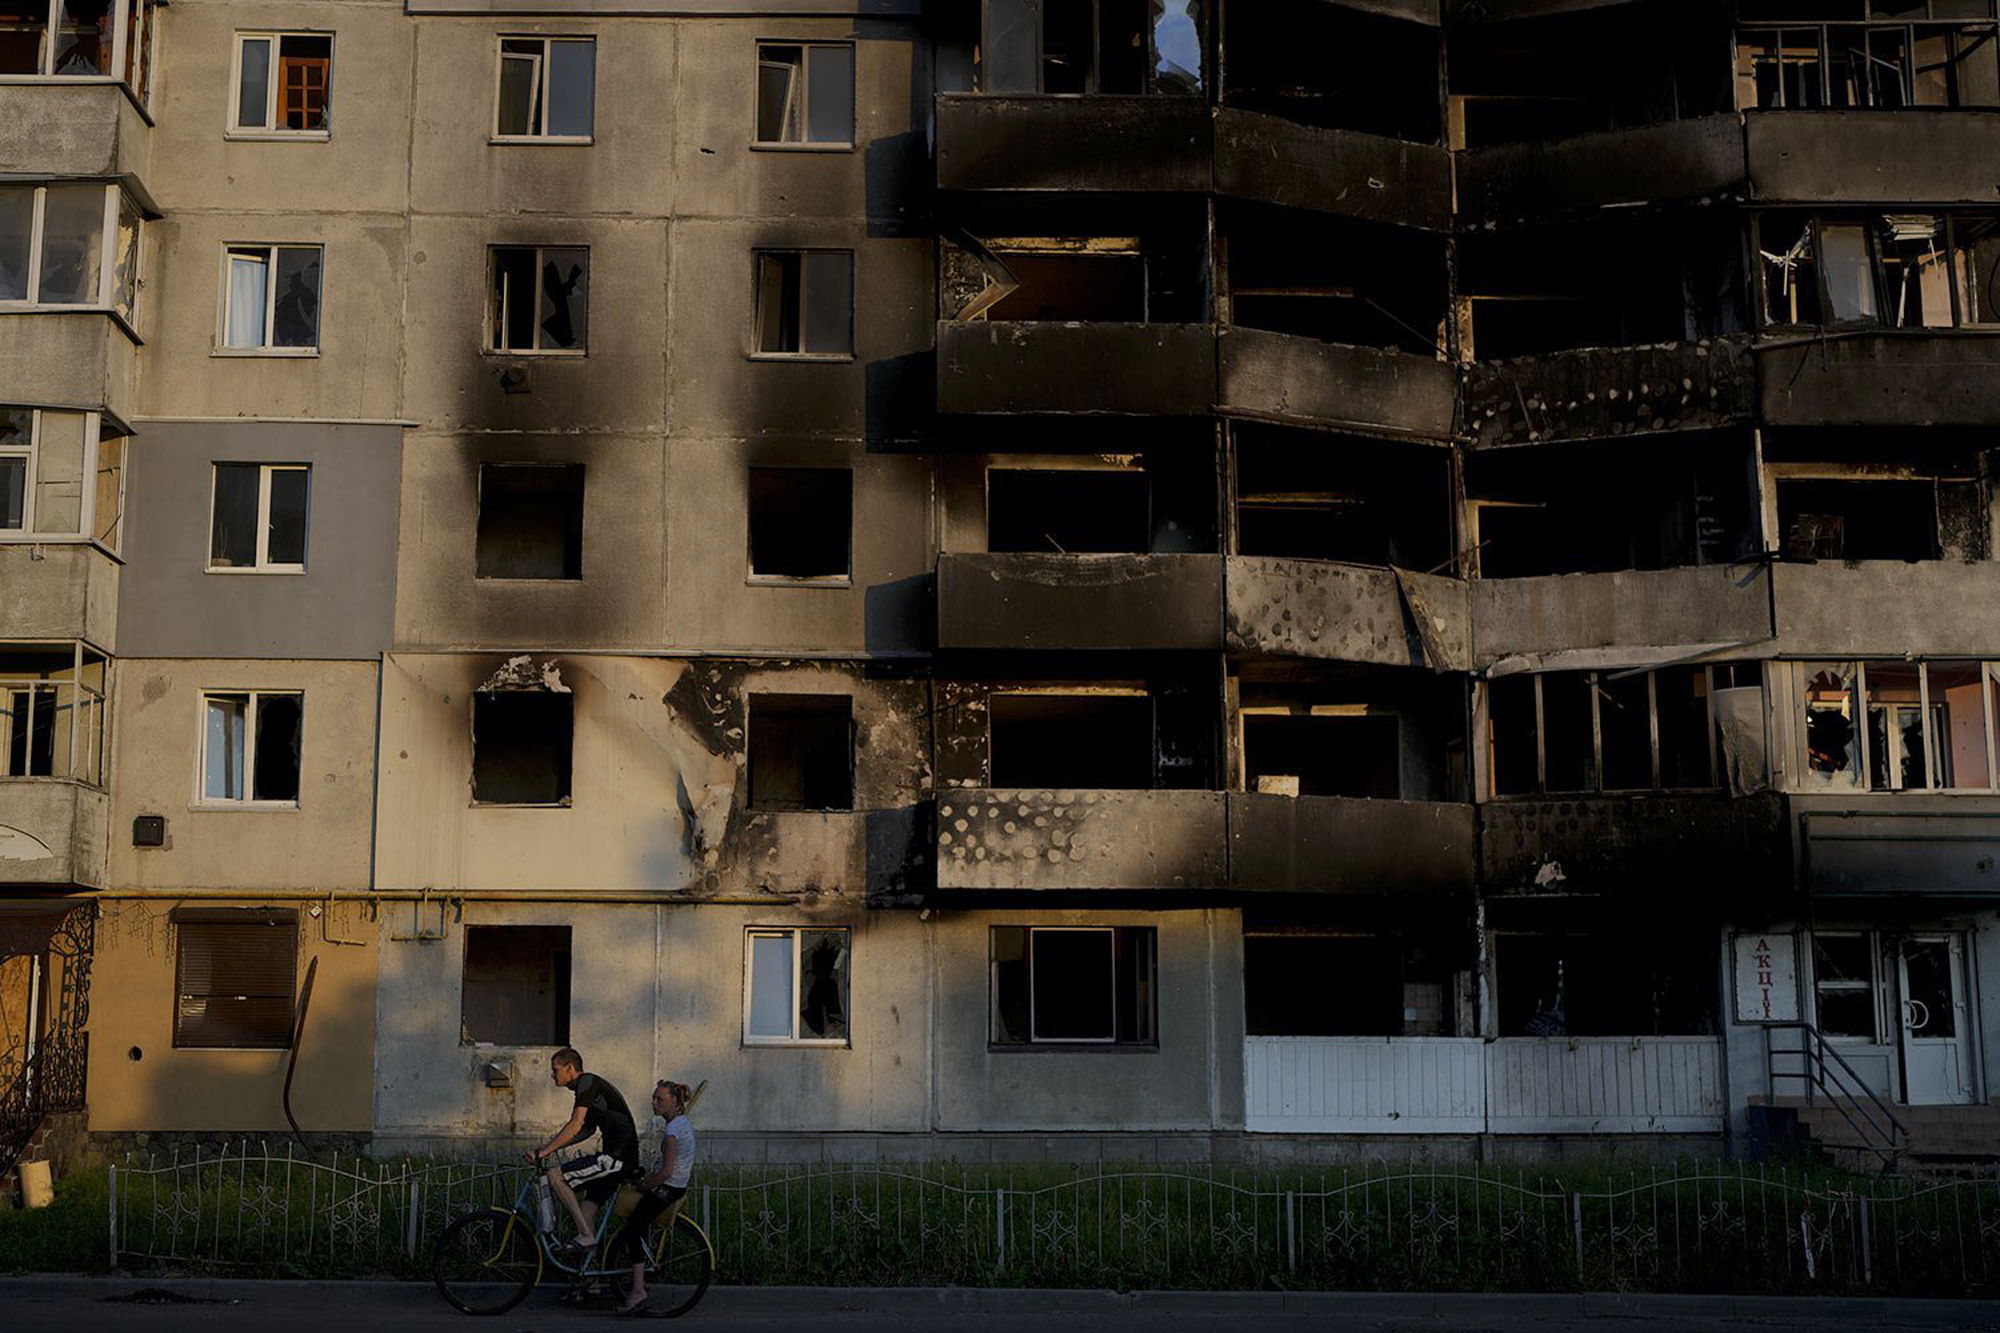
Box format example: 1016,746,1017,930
504,1174,708,1280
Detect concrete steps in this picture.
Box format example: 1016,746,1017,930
1765,1096,2000,1173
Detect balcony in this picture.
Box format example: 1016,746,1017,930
1456,116,1746,229
0,781,108,888
0,544,118,647
1462,338,1755,448
1771,560,2000,659
1757,333,2000,428
936,552,1223,651
0,81,151,183
1478,792,1790,897
934,788,1473,895
1471,564,1773,669
0,311,139,420
1745,110,2000,206
1218,327,1457,441
1225,557,1468,671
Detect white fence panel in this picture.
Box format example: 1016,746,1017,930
1485,1037,1724,1134
1244,1036,1486,1133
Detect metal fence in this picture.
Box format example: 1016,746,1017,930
107,1144,2000,1294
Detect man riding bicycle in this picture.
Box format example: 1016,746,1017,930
526,1047,638,1254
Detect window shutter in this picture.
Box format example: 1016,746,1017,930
174,912,297,1049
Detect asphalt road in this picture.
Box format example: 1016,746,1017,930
1,1280,1996,1333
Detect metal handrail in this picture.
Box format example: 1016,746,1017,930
1767,1020,1908,1169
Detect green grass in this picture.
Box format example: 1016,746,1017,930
0,1166,110,1273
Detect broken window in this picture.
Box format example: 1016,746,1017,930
1737,15,2000,109
1486,674,1540,797
0,645,105,783
747,466,851,580
745,927,850,1045
1810,932,1880,1041
1760,212,2000,328
1242,710,1399,799
1486,667,1752,798
1236,429,1453,570
1220,2,1438,139
496,35,594,139
981,0,1200,95
209,462,308,571
222,245,321,351
471,688,572,806
0,183,135,310
476,463,583,580
755,42,854,146
986,465,1149,554
1809,659,2000,792
200,691,303,804
490,246,587,353
1494,929,1717,1037
747,694,852,811
0,407,122,546
173,908,296,1049
989,691,1153,790
2,681,54,777
0,0,153,80
1952,217,2000,324
1777,477,1942,559
461,925,570,1046
1803,663,1863,789
1928,661,1995,789
1865,660,1933,790
1223,204,1446,355
1244,931,1459,1037
232,32,331,133
1596,673,1653,792
982,245,1145,323
754,249,852,356
990,925,1156,1046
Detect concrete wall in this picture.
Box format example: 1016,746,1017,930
0,543,119,649
117,421,401,659
0,781,108,889
0,80,150,180
0,313,138,422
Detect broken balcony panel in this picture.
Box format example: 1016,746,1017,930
1478,791,1790,899
1772,561,2000,658
1747,110,2000,205
1224,557,1470,671
936,551,1224,651
1470,566,1774,668
1461,338,1755,448
936,320,1216,416
1758,333,2000,426
1455,116,1748,229
1217,327,1458,441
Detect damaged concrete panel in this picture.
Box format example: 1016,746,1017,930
1798,799,2000,897
0,312,137,422
1472,565,1773,667
0,782,106,889
935,789,1228,891
1214,109,1451,231
937,552,1224,651
1456,116,1746,229
1772,562,2000,659
1463,338,1754,448
1225,557,1471,671
1219,327,1458,440
1746,112,2000,206
1478,792,1789,897
937,321,1217,416
0,81,149,182
936,94,1212,193
0,545,116,649
1226,792,1473,895
1757,335,2000,428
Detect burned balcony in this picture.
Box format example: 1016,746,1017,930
1220,0,1441,143
1772,562,2000,657
1456,117,1748,229
937,552,1224,651
1225,559,1468,671
1462,340,1756,447
1479,793,1790,898
1471,566,1773,667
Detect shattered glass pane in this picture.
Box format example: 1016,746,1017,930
1804,664,1863,788
37,184,103,306
1151,0,1202,93
537,247,587,350
798,930,848,1041
271,246,320,348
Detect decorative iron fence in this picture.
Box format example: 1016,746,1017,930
107,1144,2000,1294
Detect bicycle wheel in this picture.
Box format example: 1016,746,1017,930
433,1208,544,1315
609,1210,713,1318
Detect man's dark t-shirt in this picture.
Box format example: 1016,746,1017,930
571,1072,638,1165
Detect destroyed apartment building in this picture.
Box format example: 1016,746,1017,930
5,0,2000,1173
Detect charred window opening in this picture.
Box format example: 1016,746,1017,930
471,688,572,806
1736,9,2000,110
461,925,570,1047
748,466,852,581
490,246,587,353
941,219,1209,325
1244,929,1464,1037
1777,478,1944,559
748,694,853,811
1223,204,1445,355
987,465,1149,554
980,0,1203,95
990,925,1157,1046
990,692,1153,790
1242,711,1399,799
986,247,1146,322
476,463,583,580
1221,3,1439,140
1758,212,2000,329
1801,659,2000,792
1234,426,1454,570
1487,666,1762,798
1494,929,1718,1037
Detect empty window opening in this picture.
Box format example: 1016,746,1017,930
748,694,852,811
1737,18,2000,110
1220,3,1438,140
981,0,1200,95
990,925,1156,1046
982,244,1147,323
471,689,572,806
477,463,583,580
1243,711,1399,799
989,692,1153,790
209,462,308,572
461,925,571,1046
747,467,851,580
1235,428,1453,570
201,691,302,804
233,32,331,133
0,0,153,86
1487,666,1755,798
986,466,1148,554
1244,932,1459,1037
1777,478,1943,560
756,42,854,145
1223,206,1445,355
1811,932,1879,1041
0,646,104,783
221,245,320,352
1494,929,1718,1037
745,927,850,1045
490,246,588,353
173,908,297,1049
496,36,595,139
1760,212,2000,329
755,249,853,356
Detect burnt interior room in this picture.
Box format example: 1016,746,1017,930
1232,423,1454,571
471,689,574,806
1221,201,1446,354
1487,908,1721,1037
1235,663,1468,803
1466,432,1758,577
975,433,1220,555
749,466,853,579
1446,0,1732,147
957,663,1221,791
1243,907,1472,1038
1457,216,1746,360
979,0,1209,95
938,198,1210,325
1763,428,1995,561
748,693,854,811
1219,1,1441,141
475,463,585,580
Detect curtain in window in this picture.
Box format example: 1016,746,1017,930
225,252,268,347
204,695,246,799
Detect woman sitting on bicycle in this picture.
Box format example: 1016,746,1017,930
615,1078,697,1315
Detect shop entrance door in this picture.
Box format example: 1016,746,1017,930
1897,935,1975,1105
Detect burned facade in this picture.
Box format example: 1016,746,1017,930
1,0,1997,1174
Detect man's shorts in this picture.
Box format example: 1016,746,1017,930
557,1153,635,1206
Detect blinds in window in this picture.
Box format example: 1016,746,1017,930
174,910,297,1048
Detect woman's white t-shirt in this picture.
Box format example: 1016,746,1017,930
656,1114,696,1191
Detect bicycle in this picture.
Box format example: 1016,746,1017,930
433,1171,714,1317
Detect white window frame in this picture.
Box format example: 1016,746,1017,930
0,0,151,94
1022,926,1118,1045
195,688,304,808
214,243,323,356
205,462,309,574
487,245,588,355
752,40,856,150
1800,660,2000,795
1808,930,1885,1046
0,406,119,549
750,247,855,360
491,35,595,144
226,31,334,141
0,182,135,314
742,926,851,1048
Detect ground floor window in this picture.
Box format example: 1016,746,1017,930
461,924,570,1046
1492,929,1718,1037
173,908,297,1049
1243,931,1462,1037
989,925,1156,1047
